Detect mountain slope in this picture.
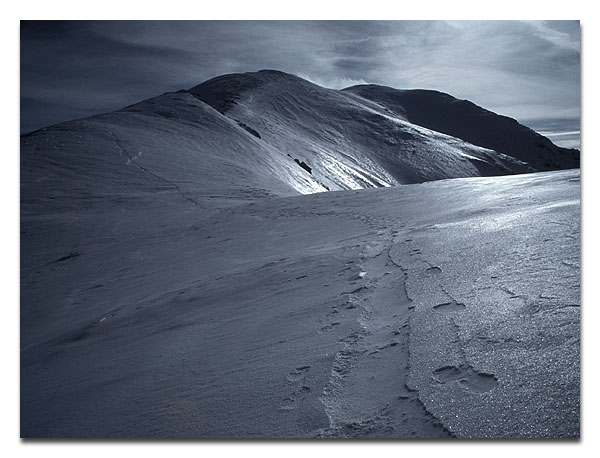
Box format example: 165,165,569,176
189,70,535,188
20,91,304,216
22,70,577,213
343,84,580,171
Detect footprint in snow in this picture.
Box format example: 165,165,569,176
287,365,311,382
431,364,498,393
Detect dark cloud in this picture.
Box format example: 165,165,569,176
20,20,580,148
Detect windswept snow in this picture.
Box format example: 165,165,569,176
20,70,579,438
20,168,579,438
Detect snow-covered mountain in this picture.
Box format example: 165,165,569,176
22,70,577,210
188,70,537,190
20,70,580,438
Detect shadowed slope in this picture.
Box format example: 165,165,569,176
343,84,579,171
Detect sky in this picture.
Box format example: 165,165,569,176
20,20,580,148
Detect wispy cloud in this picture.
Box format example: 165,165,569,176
297,73,368,90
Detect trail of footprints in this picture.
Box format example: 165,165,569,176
320,230,416,434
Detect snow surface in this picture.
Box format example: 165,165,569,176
20,169,579,438
20,70,579,438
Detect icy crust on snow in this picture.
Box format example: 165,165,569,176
21,164,579,437
389,171,580,438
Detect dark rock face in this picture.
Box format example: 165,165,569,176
294,158,312,174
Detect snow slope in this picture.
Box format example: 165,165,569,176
21,168,579,438
20,70,580,438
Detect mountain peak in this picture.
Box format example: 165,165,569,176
187,69,313,114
